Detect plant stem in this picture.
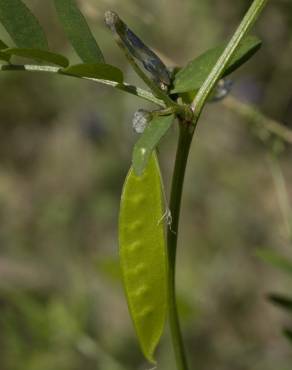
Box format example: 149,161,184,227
192,0,269,119
223,96,292,145
167,120,195,370
0,63,165,106
167,2,269,369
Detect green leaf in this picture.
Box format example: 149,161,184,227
54,0,104,63
61,63,123,83
3,48,69,67
133,114,174,176
0,0,48,49
256,249,292,276
119,152,168,363
172,36,261,94
268,293,292,312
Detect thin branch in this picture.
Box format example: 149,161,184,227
0,63,165,107
223,96,292,145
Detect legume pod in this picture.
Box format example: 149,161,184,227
119,152,168,363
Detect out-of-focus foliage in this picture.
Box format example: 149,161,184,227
0,1,292,370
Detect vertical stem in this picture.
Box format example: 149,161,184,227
165,3,269,367
167,120,195,370
192,0,269,118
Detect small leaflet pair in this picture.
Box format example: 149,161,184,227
105,11,171,90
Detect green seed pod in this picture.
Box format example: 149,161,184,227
119,152,168,364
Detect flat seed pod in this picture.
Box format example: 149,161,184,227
119,152,168,364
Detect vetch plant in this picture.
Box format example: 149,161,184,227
0,0,276,369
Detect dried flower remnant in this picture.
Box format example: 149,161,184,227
104,10,171,90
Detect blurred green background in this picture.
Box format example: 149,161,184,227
0,1,292,369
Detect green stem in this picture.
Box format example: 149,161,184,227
166,6,270,348
167,120,195,370
0,63,165,106
166,6,269,368
223,96,292,145
192,0,269,119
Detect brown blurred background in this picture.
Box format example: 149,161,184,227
0,1,292,369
